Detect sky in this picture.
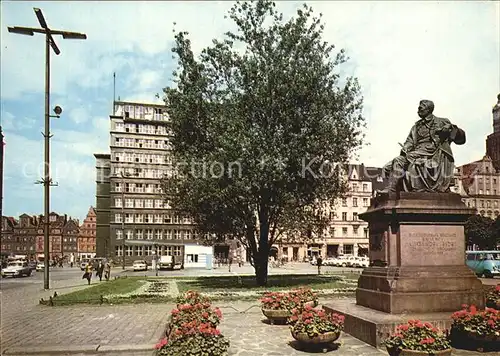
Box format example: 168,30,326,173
1,1,499,221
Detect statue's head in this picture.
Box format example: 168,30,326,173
418,100,434,119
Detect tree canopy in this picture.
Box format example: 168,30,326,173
465,214,499,250
161,0,365,285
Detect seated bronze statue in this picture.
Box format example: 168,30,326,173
381,100,466,193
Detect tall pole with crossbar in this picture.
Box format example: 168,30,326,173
7,8,86,289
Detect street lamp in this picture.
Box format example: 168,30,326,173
8,8,86,290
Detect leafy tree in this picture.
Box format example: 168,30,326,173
491,215,500,248
161,0,365,285
465,215,495,250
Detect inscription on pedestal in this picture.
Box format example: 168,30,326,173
400,225,464,266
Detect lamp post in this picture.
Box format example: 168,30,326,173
8,8,86,290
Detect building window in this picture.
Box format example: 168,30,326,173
136,246,144,256
329,227,335,237
352,198,358,207
362,183,368,192
135,214,144,223
145,199,154,208
342,227,348,236
342,212,347,221
126,246,133,256
164,214,172,223
164,230,172,239
364,228,368,238
154,214,162,223
145,246,152,256
136,199,144,208
125,199,133,208
125,230,133,239
125,214,133,223
353,212,358,220
363,198,369,207
174,230,180,239
174,246,182,256
187,254,199,263
145,229,153,239
155,230,162,239
116,246,123,256
136,230,143,239
352,183,358,192
115,198,122,207
343,244,353,255
353,226,359,235
165,246,172,256
115,214,122,223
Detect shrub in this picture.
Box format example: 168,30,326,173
451,304,500,338
176,290,211,306
156,323,229,356
170,303,223,329
383,320,450,353
290,305,344,338
260,288,318,311
485,285,500,309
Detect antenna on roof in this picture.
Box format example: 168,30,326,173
113,72,116,114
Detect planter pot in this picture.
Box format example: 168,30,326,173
291,330,340,344
304,300,318,308
386,346,400,356
261,308,291,325
467,331,500,352
400,349,452,356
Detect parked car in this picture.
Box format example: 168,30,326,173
355,256,370,268
466,250,500,278
332,255,351,267
36,262,45,271
1,261,32,278
133,260,148,271
323,257,336,266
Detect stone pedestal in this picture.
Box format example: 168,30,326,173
324,192,484,347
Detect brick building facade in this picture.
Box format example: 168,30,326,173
78,206,97,259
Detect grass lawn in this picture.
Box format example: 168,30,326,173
50,277,145,305
176,273,357,294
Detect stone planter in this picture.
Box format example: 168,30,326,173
291,330,340,344
467,332,500,352
400,349,452,356
261,308,291,325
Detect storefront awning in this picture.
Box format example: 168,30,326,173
358,244,369,249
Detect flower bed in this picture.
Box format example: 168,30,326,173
450,304,500,352
290,306,344,345
383,320,451,355
155,291,229,356
485,285,500,309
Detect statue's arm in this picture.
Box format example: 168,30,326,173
401,126,416,154
450,125,466,145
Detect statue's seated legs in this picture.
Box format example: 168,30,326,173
381,155,409,193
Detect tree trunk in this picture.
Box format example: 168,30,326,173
255,211,270,286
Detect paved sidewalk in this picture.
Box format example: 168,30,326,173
1,299,493,356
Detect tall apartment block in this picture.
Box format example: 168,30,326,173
486,94,500,171
94,101,196,265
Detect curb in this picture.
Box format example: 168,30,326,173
1,343,153,355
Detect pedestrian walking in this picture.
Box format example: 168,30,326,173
104,261,111,281
317,256,323,275
96,261,104,282
82,262,92,285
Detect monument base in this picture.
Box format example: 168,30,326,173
356,265,484,314
323,299,455,348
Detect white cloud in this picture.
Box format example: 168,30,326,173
1,1,499,219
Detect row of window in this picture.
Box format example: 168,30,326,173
468,200,500,209
115,104,169,122
341,197,370,208
114,122,171,135
115,245,182,257
478,210,500,219
114,152,171,164
329,226,369,238
114,213,192,224
114,198,170,209
113,182,162,193
113,137,172,150
115,229,194,240
349,183,371,192
475,189,499,196
113,167,169,179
